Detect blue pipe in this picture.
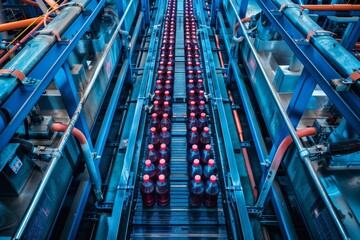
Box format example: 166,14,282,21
273,0,360,79
327,16,359,23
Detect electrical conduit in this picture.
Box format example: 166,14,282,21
300,4,360,11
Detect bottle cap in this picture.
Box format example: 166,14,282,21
190,113,196,118
188,70,194,74
187,61,193,66
158,70,163,75
148,144,154,150
193,159,200,166
161,143,167,150
190,101,196,106
188,79,194,84
165,91,170,96
163,113,168,119
164,101,169,107
154,100,159,106
167,71,173,76
165,80,171,85
208,159,215,167
143,174,150,182
194,175,201,183
192,144,198,151
197,79,203,84
162,127,168,132
152,113,157,119
145,160,151,167
210,175,217,183
155,90,160,95
156,80,162,84
200,101,205,105
191,127,197,132
189,90,195,95
204,127,209,132
196,62,200,66
201,113,206,118
159,159,166,166
205,144,211,151
160,61,165,66
159,174,165,182
150,127,156,133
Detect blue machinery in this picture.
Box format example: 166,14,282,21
0,0,359,238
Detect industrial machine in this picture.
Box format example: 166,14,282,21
0,0,359,238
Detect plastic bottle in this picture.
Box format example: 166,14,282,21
140,174,156,206
164,80,173,95
198,100,207,117
187,127,200,146
166,71,174,84
189,175,204,207
143,159,157,182
146,144,158,164
155,80,164,94
196,79,204,92
157,70,165,82
194,61,201,72
150,113,161,132
158,61,166,71
188,159,203,179
160,127,171,145
186,79,195,93
154,90,163,104
166,61,174,72
163,101,172,118
148,127,160,148
199,127,211,149
156,174,170,206
163,91,173,105
187,112,198,130
203,159,217,181
201,144,213,166
187,90,197,104
204,175,219,207
152,100,163,116
198,90,206,103
186,70,194,81
161,113,172,130
188,144,201,164
186,61,193,72
187,101,198,116
157,159,170,178
158,143,170,162
198,113,208,132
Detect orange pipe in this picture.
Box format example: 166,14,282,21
20,0,39,7
0,20,45,65
273,128,316,168
234,17,251,35
214,34,259,200
0,17,44,32
44,0,60,13
51,123,87,145
300,4,360,11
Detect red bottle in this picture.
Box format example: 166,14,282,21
163,101,172,118
157,70,165,82
140,174,156,206
186,61,193,72
194,61,201,72
187,113,198,130
164,80,173,95
160,127,172,145
199,127,211,148
198,90,206,103
164,91,173,105
157,159,170,178
154,90,163,104
146,144,158,164
155,80,164,94
196,79,204,92
152,100,163,116
187,101,198,116
187,79,195,93
158,143,170,162
148,127,160,148
203,159,217,181
161,113,172,130
188,90,197,104
156,174,170,206
188,144,201,164
143,159,157,182
188,159,203,179
166,71,174,83
204,175,219,207
159,61,166,71
187,127,200,146
198,113,208,132
198,100,207,116
166,61,174,72
201,144,213,166
189,175,204,207
150,113,161,131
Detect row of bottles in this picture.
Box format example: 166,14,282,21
141,0,177,207
185,0,219,208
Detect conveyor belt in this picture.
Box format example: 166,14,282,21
129,1,230,238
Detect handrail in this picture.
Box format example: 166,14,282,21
227,0,349,238
13,6,129,238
